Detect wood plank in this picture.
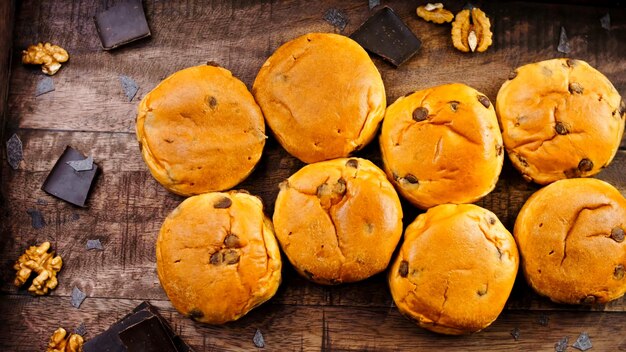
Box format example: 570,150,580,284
0,295,625,351
0,0,15,178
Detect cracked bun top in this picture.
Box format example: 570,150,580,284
253,33,386,163
273,157,403,284
156,191,282,324
380,83,503,209
497,58,625,185
136,64,266,196
388,204,518,335
515,178,626,305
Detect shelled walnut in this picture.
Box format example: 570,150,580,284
13,241,63,295
451,8,493,52
22,42,70,75
47,328,84,352
416,3,454,24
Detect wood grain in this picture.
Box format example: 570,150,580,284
0,0,15,184
1,0,626,351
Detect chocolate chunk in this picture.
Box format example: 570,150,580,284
569,82,584,94
26,209,46,229
6,133,23,170
578,158,593,172
253,329,265,348
557,26,571,54
350,6,421,67
508,71,518,80
70,287,87,309
73,322,87,336
555,122,568,135
42,146,99,207
35,76,55,96
86,239,104,251
404,174,419,184
346,158,359,168
94,0,151,50
510,327,521,341
555,336,569,352
83,301,193,352
611,227,625,242
119,75,139,102
213,197,232,209
224,234,240,248
614,265,624,280
573,332,592,351
66,155,94,172
412,107,429,122
119,316,177,352
600,13,611,31
323,8,348,32
478,95,491,108
398,260,408,277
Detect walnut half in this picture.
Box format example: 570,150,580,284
451,8,493,53
47,328,84,352
13,241,63,295
416,3,454,24
22,42,70,75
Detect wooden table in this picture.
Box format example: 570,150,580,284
0,0,625,350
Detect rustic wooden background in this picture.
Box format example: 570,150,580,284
1,0,625,351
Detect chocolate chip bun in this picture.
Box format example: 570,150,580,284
253,33,386,163
156,191,281,324
515,178,626,304
389,204,518,335
273,158,403,284
136,64,266,196
380,83,503,209
497,58,625,184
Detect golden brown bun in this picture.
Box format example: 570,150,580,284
136,64,266,196
515,178,626,304
497,58,625,184
380,83,503,209
253,33,386,163
156,191,281,324
389,204,518,335
273,158,403,284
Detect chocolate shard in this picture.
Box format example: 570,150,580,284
573,332,592,351
600,13,610,31
253,328,265,348
119,317,177,352
94,0,151,50
26,209,46,229
119,75,139,102
6,133,23,170
510,327,520,341
350,6,421,67
42,147,99,207
73,322,87,337
70,287,87,309
555,336,569,352
86,239,104,251
368,0,380,9
83,301,194,352
35,76,55,96
66,155,94,172
557,26,571,54
323,8,348,31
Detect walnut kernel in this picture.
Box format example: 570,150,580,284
22,43,70,75
417,3,454,24
13,241,63,295
47,327,84,352
451,8,493,52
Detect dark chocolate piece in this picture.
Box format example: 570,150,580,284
36,198,48,205
350,6,421,67
323,8,348,31
600,13,610,31
74,322,87,337
573,332,592,351
35,76,55,96
554,336,569,352
71,286,87,308
66,155,94,172
557,26,571,54
26,209,46,229
42,146,99,207
368,0,380,10
510,327,520,341
86,239,104,251
6,133,23,170
119,317,177,352
83,301,194,352
94,0,151,50
253,329,265,348
119,75,139,102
